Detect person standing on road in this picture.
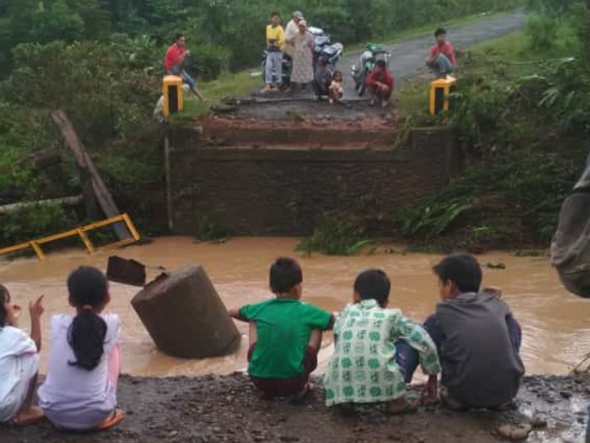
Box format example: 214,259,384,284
164,33,207,102
426,28,456,78
263,12,284,93
290,20,314,91
284,11,304,58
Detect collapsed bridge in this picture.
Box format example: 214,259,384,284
165,99,460,236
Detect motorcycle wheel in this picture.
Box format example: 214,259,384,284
356,76,367,97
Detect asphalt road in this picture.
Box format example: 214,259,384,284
339,9,526,97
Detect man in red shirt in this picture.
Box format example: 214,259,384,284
366,60,393,108
427,28,456,79
164,33,206,101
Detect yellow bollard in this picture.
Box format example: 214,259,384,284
162,75,183,118
429,75,456,116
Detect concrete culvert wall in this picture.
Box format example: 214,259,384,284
131,266,241,359
166,124,461,236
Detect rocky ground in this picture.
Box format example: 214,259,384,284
2,373,588,443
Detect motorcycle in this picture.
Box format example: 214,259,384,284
309,26,344,70
261,26,343,90
351,42,391,97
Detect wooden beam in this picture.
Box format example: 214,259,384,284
0,195,83,215
51,110,129,241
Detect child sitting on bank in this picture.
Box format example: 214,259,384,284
329,71,344,105
398,254,525,409
38,266,124,431
323,269,441,413
426,28,456,78
0,285,44,425
366,60,394,108
229,257,335,400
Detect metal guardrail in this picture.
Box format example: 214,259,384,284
0,213,140,260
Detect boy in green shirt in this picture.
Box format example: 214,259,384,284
230,257,334,399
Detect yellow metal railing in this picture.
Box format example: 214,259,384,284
0,213,140,261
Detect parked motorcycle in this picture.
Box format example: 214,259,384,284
351,42,391,97
261,26,343,90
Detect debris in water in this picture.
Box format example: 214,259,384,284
484,262,506,270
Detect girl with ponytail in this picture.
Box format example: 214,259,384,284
39,266,125,431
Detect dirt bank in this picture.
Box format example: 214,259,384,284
2,373,588,442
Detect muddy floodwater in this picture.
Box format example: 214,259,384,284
1,236,589,378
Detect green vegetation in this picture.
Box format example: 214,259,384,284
0,0,521,248
176,71,260,121
392,0,590,250
296,213,377,257
194,215,230,243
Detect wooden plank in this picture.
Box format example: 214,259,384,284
0,195,83,215
51,110,129,241
164,136,174,231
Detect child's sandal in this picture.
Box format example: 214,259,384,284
385,399,417,415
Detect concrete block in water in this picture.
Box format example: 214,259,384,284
131,266,241,358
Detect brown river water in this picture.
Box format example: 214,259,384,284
1,236,589,378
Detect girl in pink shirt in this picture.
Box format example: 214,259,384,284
38,267,124,431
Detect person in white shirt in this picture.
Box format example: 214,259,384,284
0,284,44,425
284,10,304,58
38,266,124,431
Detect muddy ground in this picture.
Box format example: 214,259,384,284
215,98,395,125
2,373,588,442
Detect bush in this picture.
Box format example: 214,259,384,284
526,13,559,50
6,41,159,146
0,203,75,248
188,43,230,81
296,213,376,256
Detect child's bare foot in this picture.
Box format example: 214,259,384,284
385,397,417,415
15,406,44,426
261,85,273,93
329,99,334,105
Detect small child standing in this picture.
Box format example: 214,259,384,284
0,284,44,425
38,266,124,431
329,71,344,105
324,270,441,413
230,257,334,399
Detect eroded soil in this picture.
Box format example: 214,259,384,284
2,373,588,443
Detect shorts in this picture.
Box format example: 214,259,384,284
168,64,196,90
248,344,318,398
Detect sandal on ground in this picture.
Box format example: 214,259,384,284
385,398,418,415
95,409,125,431
52,409,125,432
13,406,44,426
440,390,466,411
